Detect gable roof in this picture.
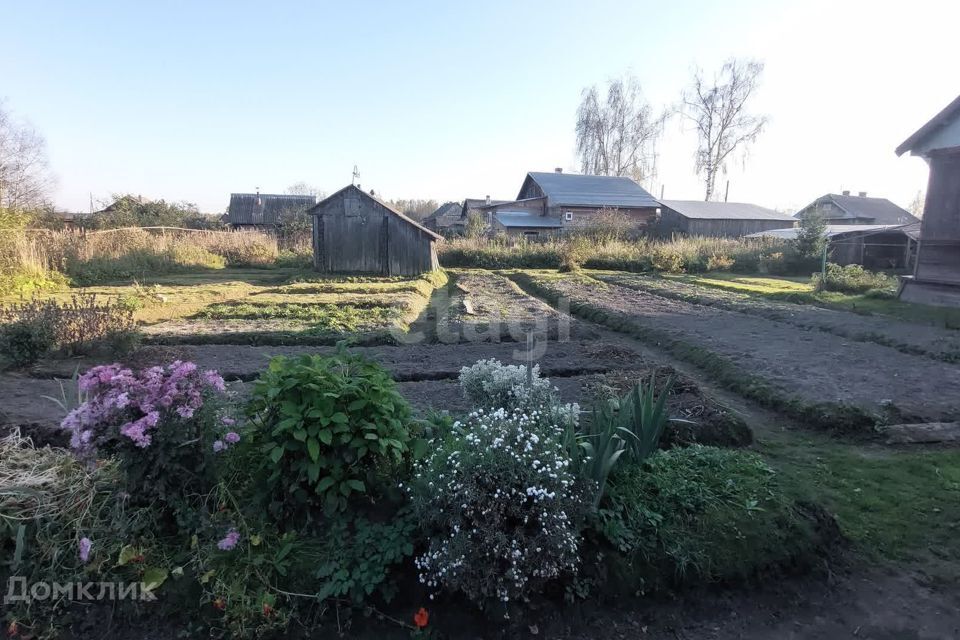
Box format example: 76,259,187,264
423,201,463,225
523,172,659,208
896,94,960,156
309,185,442,240
661,200,794,221
227,193,316,225
795,193,919,225
463,198,510,212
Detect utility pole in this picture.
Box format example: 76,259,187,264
724,180,730,203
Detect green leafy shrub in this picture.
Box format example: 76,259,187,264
599,446,827,589
0,294,139,358
408,407,586,607
246,349,414,517
312,511,417,603
0,318,55,366
817,263,898,294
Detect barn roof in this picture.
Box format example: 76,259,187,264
494,211,563,229
423,201,463,225
310,185,443,240
896,94,960,156
227,193,316,225
661,200,794,221
523,172,659,208
746,223,914,240
794,194,919,225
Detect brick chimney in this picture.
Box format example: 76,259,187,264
858,191,867,197
555,167,563,173
842,190,850,196
485,195,491,205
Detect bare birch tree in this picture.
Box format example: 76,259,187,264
0,103,54,212
575,74,666,183
683,59,768,201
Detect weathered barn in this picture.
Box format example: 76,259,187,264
659,200,795,237
896,94,960,307
227,193,317,228
309,185,441,276
481,169,660,236
423,201,464,234
793,192,918,226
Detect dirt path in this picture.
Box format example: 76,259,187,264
528,274,960,422
600,272,960,363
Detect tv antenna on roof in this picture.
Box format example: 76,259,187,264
351,165,360,185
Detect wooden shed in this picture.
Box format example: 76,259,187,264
309,185,441,276
659,200,795,238
896,94,960,307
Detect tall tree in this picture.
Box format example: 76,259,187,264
575,74,666,183
683,59,768,201
0,103,54,213
286,182,326,199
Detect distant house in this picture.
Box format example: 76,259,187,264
226,192,317,228
747,224,920,269
309,184,441,276
659,200,795,238
896,93,960,307
423,201,464,234
483,169,660,236
793,192,919,226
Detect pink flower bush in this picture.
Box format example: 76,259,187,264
62,361,227,455
217,528,240,551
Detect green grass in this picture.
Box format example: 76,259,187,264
762,429,960,562
664,272,960,329
3,268,448,347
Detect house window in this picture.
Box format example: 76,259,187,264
564,211,573,221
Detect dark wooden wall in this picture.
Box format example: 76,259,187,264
659,207,793,238
312,188,438,276
916,149,960,284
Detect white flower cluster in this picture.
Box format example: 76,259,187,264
458,358,579,426
408,407,583,605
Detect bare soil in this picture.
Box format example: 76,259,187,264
538,274,960,422
601,273,960,363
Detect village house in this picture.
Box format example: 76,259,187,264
422,201,464,234
658,200,795,238
226,192,317,228
309,184,441,276
896,93,960,307
793,192,918,226
484,170,660,237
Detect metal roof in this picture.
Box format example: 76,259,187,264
746,224,912,240
794,194,919,225
524,172,659,208
896,94,960,156
227,193,316,225
494,211,562,229
661,200,794,221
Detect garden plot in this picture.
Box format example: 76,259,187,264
513,271,960,424
599,272,960,363
410,269,599,343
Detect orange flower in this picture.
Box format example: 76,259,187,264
262,602,273,617
213,597,226,611
413,607,429,629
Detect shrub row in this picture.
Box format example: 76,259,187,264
438,235,822,276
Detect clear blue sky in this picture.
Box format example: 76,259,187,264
3,0,957,213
